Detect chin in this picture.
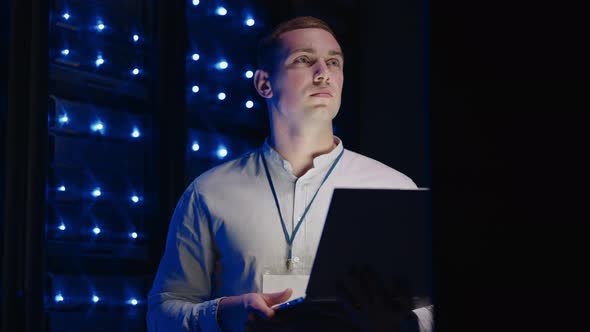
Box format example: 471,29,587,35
308,100,336,109
304,106,338,120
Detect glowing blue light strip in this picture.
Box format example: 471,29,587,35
52,293,144,306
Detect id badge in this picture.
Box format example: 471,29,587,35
262,274,310,305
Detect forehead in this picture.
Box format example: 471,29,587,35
277,28,342,55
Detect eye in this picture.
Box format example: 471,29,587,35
294,56,311,64
327,58,341,67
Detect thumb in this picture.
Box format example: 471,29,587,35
261,288,293,306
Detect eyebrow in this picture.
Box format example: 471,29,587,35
290,48,344,58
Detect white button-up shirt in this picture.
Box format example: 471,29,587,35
147,137,431,331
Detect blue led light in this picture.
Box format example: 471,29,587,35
95,55,105,67
131,195,139,203
133,34,139,42
62,13,70,20
245,70,254,79
192,53,200,61
92,295,100,303
93,226,101,235
57,185,66,192
215,60,228,70
217,147,228,159
192,142,200,151
128,298,138,306
245,100,254,109
55,293,64,302
245,18,255,26
61,49,69,56
97,21,105,31
192,0,200,6
217,92,226,100
58,114,69,124
92,188,102,197
215,7,227,16
192,85,200,93
131,127,141,138
58,222,66,231
130,232,138,239
131,68,140,75
91,121,104,132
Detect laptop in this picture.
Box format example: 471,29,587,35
275,188,432,311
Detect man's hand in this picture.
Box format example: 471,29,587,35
218,288,293,332
335,266,418,332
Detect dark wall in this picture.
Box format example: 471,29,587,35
431,1,586,331
0,0,10,276
357,0,428,187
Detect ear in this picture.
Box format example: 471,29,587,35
254,69,273,99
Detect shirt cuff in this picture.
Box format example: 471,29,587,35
198,297,225,332
413,305,434,332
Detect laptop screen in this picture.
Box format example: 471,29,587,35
306,188,432,306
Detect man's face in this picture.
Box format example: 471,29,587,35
269,28,344,125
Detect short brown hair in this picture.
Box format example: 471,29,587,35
257,16,339,73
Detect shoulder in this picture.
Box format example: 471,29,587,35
335,149,418,189
190,149,260,194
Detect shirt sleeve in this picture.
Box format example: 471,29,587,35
147,182,223,332
413,305,434,332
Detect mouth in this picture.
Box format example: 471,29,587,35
310,89,333,98
310,93,333,98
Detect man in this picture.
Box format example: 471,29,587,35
148,16,431,332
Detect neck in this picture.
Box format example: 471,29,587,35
270,124,336,177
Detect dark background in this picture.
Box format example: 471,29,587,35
430,1,587,330
2,0,587,331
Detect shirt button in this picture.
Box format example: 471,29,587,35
293,256,300,263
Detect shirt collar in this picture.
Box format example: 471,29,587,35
262,136,344,179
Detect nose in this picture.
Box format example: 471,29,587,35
313,60,330,83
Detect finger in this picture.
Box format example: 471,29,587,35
340,269,367,306
389,277,413,309
244,294,276,322
250,301,276,320
261,288,293,306
335,280,362,313
359,265,383,303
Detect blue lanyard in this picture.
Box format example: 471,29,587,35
261,148,344,269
